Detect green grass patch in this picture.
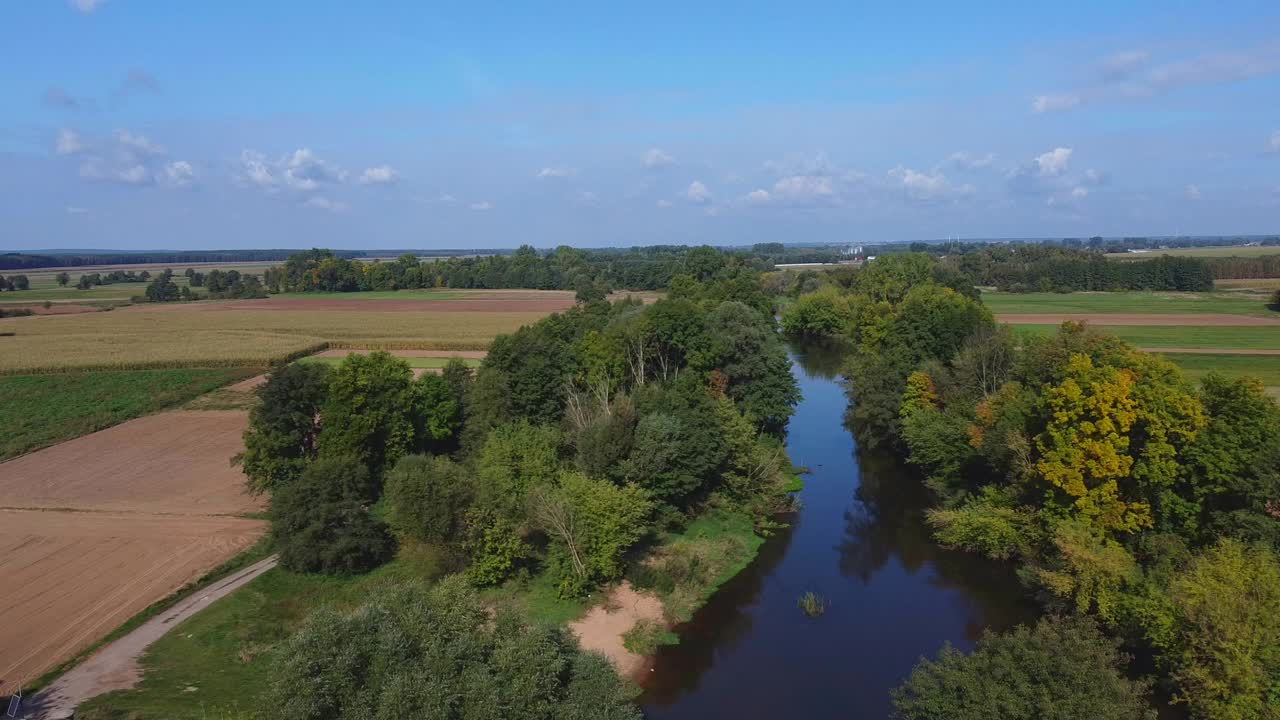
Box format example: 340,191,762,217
480,569,596,628
982,290,1273,317
298,355,482,369
628,511,765,624
1012,324,1280,351
622,619,679,655
1157,353,1280,387
1106,246,1280,259
0,367,254,461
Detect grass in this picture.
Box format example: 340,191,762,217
480,569,596,627
1106,245,1280,259
1157,353,1280,387
1013,324,1280,351
0,367,253,461
0,304,551,373
628,511,765,624
298,355,483,369
982,290,1274,317
74,544,452,720
621,619,679,655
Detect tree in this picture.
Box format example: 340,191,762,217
474,420,562,519
528,471,652,595
780,286,855,338
9,275,29,291
237,362,330,495
270,456,395,575
461,366,513,454
55,272,69,287
891,617,1155,720
76,274,92,290
1159,540,1280,720
317,351,418,482
142,270,180,302
413,373,462,451
703,301,800,435
265,578,642,720
385,454,472,545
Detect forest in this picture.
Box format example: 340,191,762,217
235,264,800,718
782,253,1280,720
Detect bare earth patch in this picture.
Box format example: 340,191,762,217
997,312,1280,326
568,582,665,678
0,411,261,516
0,410,266,693
0,511,264,696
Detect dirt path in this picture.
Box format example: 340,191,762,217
567,582,665,678
1139,347,1280,355
997,313,1280,326
24,556,278,720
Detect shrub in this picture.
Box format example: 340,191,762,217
797,591,827,617
622,619,679,655
266,578,642,720
891,616,1156,720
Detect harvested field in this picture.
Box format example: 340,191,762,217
144,290,576,314
0,411,260,515
0,406,266,693
0,510,264,696
996,312,1280,326
0,291,561,373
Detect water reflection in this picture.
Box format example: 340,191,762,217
640,343,1036,719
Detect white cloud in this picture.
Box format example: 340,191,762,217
685,180,712,204
237,148,345,193
655,199,673,208
112,164,152,186
1035,147,1073,177
1185,184,1202,201
642,148,675,168
888,166,970,202
469,201,493,211
1071,186,1089,199
358,165,399,185
744,189,772,205
770,175,838,205
1268,130,1280,154
435,193,458,205
55,129,85,155
303,196,346,212
1031,94,1080,113
1082,168,1111,186
947,151,996,171
536,166,575,179
163,161,195,188
114,130,165,160
69,0,103,13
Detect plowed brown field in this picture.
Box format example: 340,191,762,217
0,410,265,694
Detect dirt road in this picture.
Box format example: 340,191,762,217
23,556,278,720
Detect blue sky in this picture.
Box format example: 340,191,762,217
2,1,1278,250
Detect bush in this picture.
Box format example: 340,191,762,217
891,616,1155,720
385,454,472,544
622,619,678,655
266,577,642,720
270,456,395,575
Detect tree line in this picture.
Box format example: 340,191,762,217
938,244,1215,292
236,266,799,717
784,252,1280,720
0,275,30,291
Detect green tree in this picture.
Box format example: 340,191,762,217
1160,540,1280,720
529,471,653,594
780,286,855,337
266,578,642,720
891,617,1155,720
55,272,70,286
317,352,418,482
461,366,513,454
703,300,800,435
270,456,395,575
385,454,472,545
474,421,562,519
413,373,462,451
237,362,330,494
143,271,179,302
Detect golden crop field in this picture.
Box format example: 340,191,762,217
0,304,553,374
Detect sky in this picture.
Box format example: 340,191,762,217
2,1,1279,251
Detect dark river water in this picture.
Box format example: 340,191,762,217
639,343,1038,719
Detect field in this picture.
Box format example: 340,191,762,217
1215,278,1280,290
1157,353,1280,387
1106,245,1280,260
1012,324,1280,351
0,290,573,374
982,290,1275,317
0,408,266,693
0,368,251,461
299,355,482,369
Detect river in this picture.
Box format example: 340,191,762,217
639,342,1038,718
